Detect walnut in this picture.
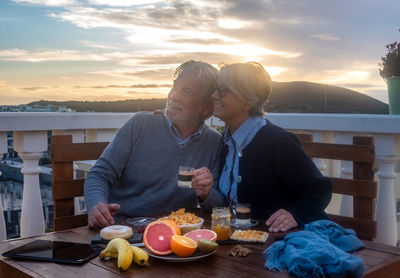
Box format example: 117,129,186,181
228,245,252,257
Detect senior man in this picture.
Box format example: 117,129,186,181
84,60,226,228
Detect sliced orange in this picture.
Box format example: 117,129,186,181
170,235,197,257
158,219,181,235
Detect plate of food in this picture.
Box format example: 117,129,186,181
144,248,217,262
160,208,204,234
91,225,143,244
230,229,269,243
143,209,217,262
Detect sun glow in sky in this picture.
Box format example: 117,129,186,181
1,0,399,105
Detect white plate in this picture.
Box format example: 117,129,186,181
231,219,259,228
144,248,217,262
130,242,145,247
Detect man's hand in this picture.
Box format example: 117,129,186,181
265,209,298,232
191,167,213,201
88,202,120,228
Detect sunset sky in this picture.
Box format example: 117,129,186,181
0,0,399,105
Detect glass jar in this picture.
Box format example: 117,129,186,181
211,207,231,240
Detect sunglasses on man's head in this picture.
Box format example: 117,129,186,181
214,85,230,98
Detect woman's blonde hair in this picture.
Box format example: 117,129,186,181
218,62,272,116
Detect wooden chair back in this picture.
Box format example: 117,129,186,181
296,133,377,241
51,135,108,231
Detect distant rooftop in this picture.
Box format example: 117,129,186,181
0,104,72,113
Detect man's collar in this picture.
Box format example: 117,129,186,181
165,115,206,146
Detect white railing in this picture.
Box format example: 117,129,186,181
0,112,399,245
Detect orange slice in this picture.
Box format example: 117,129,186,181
170,235,197,257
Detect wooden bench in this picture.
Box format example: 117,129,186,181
51,135,108,231
51,133,377,240
296,133,377,240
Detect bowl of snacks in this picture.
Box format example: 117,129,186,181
167,209,204,234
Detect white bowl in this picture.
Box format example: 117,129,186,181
178,218,204,234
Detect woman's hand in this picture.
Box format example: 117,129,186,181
265,208,298,232
191,167,213,201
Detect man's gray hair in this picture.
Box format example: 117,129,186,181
174,60,218,102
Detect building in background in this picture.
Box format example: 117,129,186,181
0,105,72,113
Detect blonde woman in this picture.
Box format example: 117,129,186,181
210,62,332,232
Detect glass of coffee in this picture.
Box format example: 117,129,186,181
178,166,195,188
232,203,251,226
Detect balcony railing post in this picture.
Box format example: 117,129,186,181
14,131,47,238
374,134,400,246
0,131,7,240
335,132,354,217
0,131,7,156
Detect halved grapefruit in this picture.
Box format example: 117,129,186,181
183,229,217,243
158,219,181,235
143,221,178,255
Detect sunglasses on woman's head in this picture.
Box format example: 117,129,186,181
214,85,230,98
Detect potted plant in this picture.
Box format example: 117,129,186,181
379,28,400,114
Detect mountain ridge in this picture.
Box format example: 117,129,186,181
27,81,389,114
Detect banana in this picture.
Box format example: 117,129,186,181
102,245,148,266
100,238,133,271
131,246,149,266
102,251,118,259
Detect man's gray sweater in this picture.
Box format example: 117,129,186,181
84,112,226,217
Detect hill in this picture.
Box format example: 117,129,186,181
28,98,167,113
265,81,388,114
28,81,389,114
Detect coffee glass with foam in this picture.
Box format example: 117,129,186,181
232,203,251,226
178,166,195,188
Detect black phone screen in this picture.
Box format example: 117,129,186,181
2,240,102,264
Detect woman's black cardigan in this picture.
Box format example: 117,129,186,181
220,120,332,226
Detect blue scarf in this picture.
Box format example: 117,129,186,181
265,220,365,278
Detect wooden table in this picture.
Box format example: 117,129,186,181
1,216,400,278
